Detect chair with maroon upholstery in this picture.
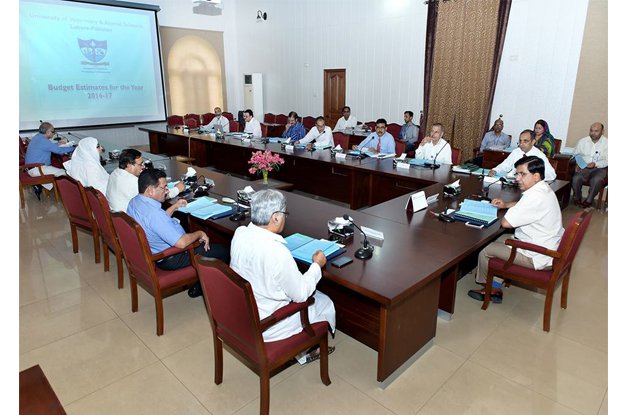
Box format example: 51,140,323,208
55,176,101,264
229,120,240,132
184,113,201,127
275,114,288,125
394,139,405,156
202,112,215,125
482,209,593,332
19,163,59,208
332,132,348,149
111,211,199,335
85,187,125,289
386,123,402,139
451,147,462,165
259,123,268,137
263,113,276,123
166,115,184,127
302,116,316,131
19,136,29,165
222,112,234,121
197,258,331,415
365,121,376,130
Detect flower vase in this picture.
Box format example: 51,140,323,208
262,170,268,184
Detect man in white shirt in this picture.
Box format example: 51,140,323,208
333,106,357,131
414,123,452,164
243,109,262,138
230,189,336,364
299,116,334,148
106,149,183,212
205,107,230,133
571,122,608,208
489,130,557,181
468,156,564,303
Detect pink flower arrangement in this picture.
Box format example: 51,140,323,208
248,150,285,176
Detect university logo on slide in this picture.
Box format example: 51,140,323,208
78,38,107,63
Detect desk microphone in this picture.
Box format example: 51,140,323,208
356,134,376,158
229,196,247,221
480,177,506,201
425,140,449,170
343,214,374,260
67,131,87,139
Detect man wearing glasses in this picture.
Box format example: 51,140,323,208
230,189,336,364
24,121,75,198
488,129,556,181
106,149,184,212
127,168,229,297
468,156,564,303
353,118,395,154
333,106,358,131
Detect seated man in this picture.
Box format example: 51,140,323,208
243,109,262,138
414,123,452,164
281,111,306,141
353,118,395,154
489,129,557,181
229,189,336,364
333,106,357,131
398,111,420,153
106,148,183,212
24,122,75,197
127,168,229,297
571,122,608,208
299,116,334,148
63,136,110,195
205,107,230,133
468,156,564,303
479,117,511,152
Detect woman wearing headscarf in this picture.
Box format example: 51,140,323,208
532,119,556,158
63,136,110,194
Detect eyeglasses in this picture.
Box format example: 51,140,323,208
514,171,530,178
133,160,145,167
154,184,168,191
272,210,289,217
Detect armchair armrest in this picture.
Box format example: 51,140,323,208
502,238,561,269
152,241,200,262
259,296,315,333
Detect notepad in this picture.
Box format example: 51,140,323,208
575,154,588,169
284,233,345,265
177,196,217,213
189,203,234,220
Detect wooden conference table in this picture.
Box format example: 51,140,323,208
140,126,571,386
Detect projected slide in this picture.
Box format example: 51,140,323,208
20,0,166,130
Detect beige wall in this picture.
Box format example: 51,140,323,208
566,0,608,147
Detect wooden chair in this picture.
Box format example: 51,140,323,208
451,147,462,165
222,112,234,121
184,113,201,127
386,123,402,139
19,136,29,165
260,123,268,137
55,176,101,264
197,258,331,415
302,116,316,131
229,120,240,132
482,209,593,332
166,115,184,127
201,112,215,125
111,211,199,336
184,117,199,129
85,187,125,289
19,163,59,208
263,113,276,123
332,132,349,149
394,139,405,156
275,114,288,125
554,138,562,154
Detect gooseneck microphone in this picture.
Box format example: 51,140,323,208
480,177,506,201
229,195,247,221
343,214,374,260
426,140,449,170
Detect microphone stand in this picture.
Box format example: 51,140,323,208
343,214,373,260
479,177,506,201
229,197,247,221
426,140,449,170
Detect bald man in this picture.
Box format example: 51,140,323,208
571,122,608,208
205,107,230,132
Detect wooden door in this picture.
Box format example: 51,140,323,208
324,69,346,129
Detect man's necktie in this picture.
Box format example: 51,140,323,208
377,139,381,152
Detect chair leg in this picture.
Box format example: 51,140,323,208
92,229,101,264
115,251,124,289
320,335,331,386
70,223,79,254
52,183,59,203
543,285,555,332
19,185,25,209
259,369,270,415
131,278,138,312
155,296,164,336
103,239,110,272
481,272,494,310
214,337,223,385
561,271,570,309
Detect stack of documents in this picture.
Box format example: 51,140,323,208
177,196,234,220
284,233,345,265
451,199,499,227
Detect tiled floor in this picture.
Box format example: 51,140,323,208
19,191,608,414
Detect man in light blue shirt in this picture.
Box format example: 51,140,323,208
353,119,396,154
127,168,230,297
398,111,420,153
25,122,75,194
479,118,511,151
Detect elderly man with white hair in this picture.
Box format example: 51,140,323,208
229,189,336,364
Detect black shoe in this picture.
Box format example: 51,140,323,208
468,288,503,304
32,185,43,201
187,282,203,298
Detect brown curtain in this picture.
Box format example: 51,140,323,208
424,0,510,164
